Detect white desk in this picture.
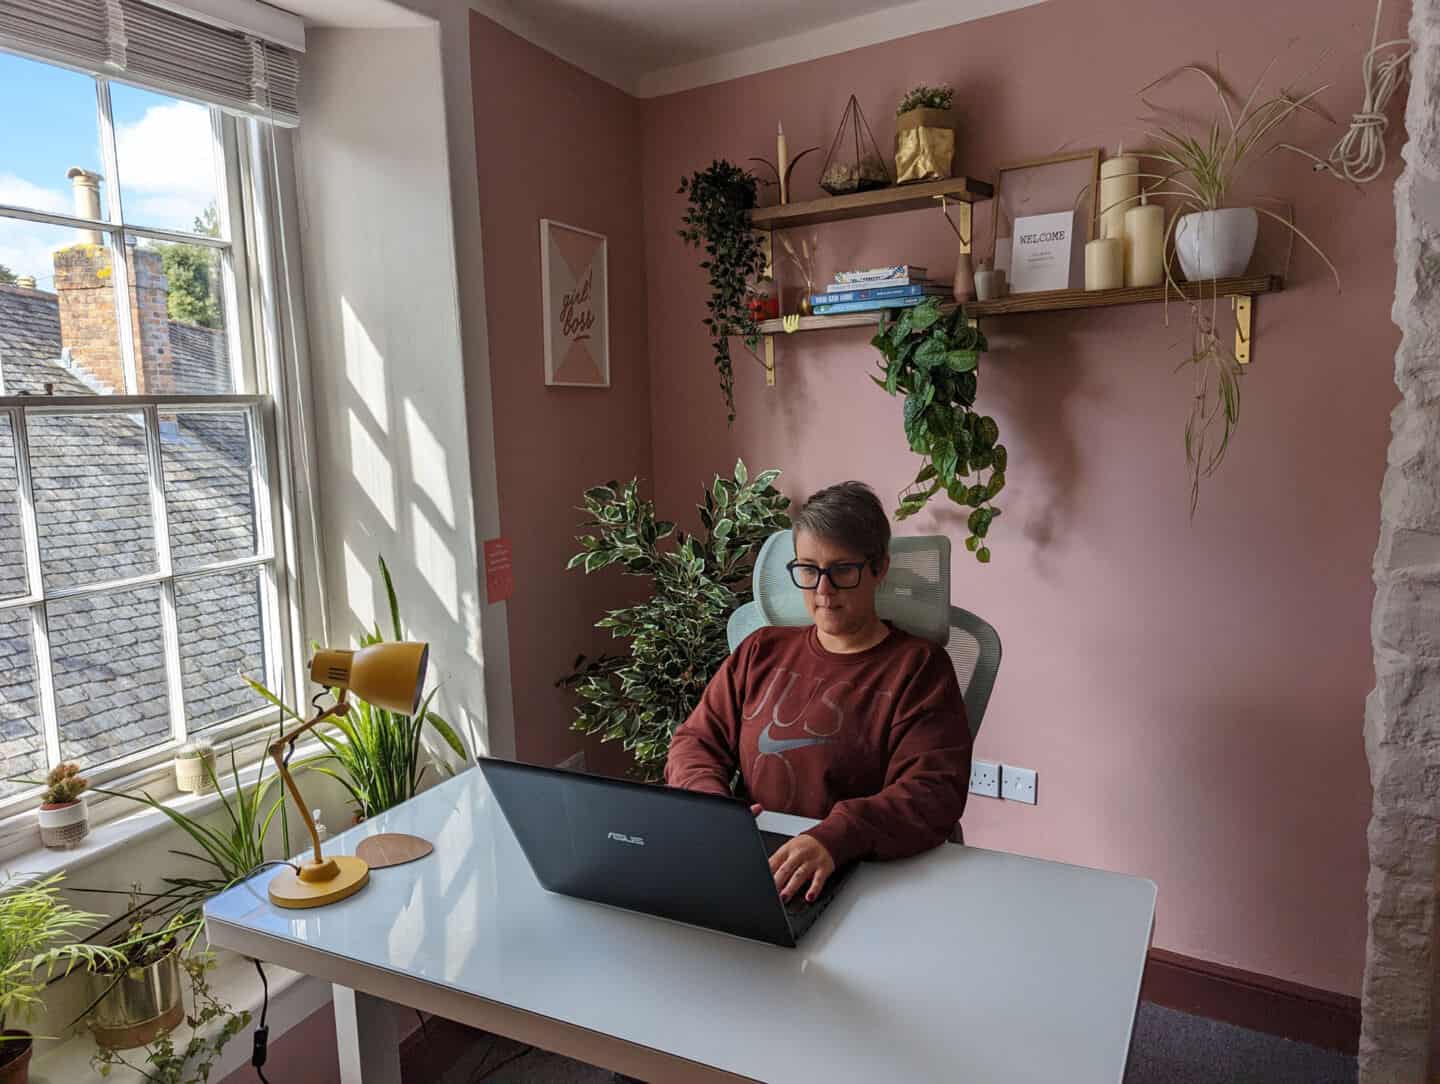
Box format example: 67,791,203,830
205,769,1155,1084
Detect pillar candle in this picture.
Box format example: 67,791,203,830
777,122,789,205
1085,237,1125,291
1099,151,1139,245
1123,194,1165,287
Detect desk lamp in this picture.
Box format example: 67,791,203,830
267,641,429,910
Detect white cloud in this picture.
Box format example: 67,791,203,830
0,177,80,288
113,101,219,231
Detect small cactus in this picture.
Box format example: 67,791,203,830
42,762,88,806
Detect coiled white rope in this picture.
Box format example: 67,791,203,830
1287,0,1411,184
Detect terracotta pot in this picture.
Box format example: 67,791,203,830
37,798,88,849
0,1031,33,1084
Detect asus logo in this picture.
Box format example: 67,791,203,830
607,832,645,846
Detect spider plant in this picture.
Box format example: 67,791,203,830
245,556,468,820
1100,60,1343,513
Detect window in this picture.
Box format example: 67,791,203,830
0,45,293,811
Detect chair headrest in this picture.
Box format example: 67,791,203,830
752,529,951,645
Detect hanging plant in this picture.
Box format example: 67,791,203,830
871,298,1004,562
678,161,769,423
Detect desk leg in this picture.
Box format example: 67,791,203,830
333,985,402,1084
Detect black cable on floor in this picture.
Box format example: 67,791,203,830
477,1045,533,1081
252,958,272,1084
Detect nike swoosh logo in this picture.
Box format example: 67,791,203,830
758,721,835,756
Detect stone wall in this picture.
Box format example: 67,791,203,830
1361,0,1440,1077
52,243,174,393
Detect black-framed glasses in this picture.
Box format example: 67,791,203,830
787,560,869,590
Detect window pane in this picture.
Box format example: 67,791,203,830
0,221,129,395
0,607,45,800
162,410,257,569
0,52,108,221
29,411,157,590
137,238,233,394
110,83,221,235
50,585,170,764
0,415,26,600
176,567,265,730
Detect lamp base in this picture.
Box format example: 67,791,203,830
269,855,370,909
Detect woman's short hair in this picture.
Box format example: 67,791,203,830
792,481,890,565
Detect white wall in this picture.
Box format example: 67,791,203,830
290,25,507,757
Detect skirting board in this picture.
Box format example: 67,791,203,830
1142,948,1360,1055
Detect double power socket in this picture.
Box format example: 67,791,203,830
968,760,1037,805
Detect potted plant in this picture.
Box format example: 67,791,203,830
895,84,956,185
870,298,1003,560
559,461,791,777
1137,62,1339,282
174,741,216,795
36,764,89,850
678,161,770,423
246,557,468,820
0,872,121,1084
86,908,189,1051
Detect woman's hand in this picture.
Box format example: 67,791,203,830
768,834,836,904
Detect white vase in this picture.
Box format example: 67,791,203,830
38,798,89,849
1175,208,1259,281
175,749,216,793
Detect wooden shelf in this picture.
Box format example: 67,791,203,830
757,312,884,335
963,274,1281,318
749,177,992,229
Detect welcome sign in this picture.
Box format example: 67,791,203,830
1009,210,1081,293
541,219,610,387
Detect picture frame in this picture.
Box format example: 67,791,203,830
989,149,1101,277
540,219,610,388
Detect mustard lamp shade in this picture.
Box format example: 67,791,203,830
309,641,429,715
267,639,431,910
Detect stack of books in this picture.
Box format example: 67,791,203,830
810,265,947,315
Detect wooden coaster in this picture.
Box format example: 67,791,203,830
356,833,434,869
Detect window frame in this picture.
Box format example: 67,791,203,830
0,50,301,824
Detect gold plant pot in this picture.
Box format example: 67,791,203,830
895,108,956,185
88,948,185,1051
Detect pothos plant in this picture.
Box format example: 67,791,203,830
678,161,769,423
871,298,1004,562
558,461,791,778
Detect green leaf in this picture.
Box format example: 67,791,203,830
977,546,991,564
909,300,941,332
979,416,1000,445
946,350,978,372
733,459,748,485
914,336,948,370
903,397,928,452
965,535,979,551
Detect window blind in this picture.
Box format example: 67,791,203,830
0,0,302,124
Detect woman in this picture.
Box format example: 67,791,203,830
666,481,972,906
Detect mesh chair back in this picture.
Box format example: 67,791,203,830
729,529,1002,736
751,529,951,644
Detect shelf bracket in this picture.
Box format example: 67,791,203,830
1232,294,1253,365
764,335,776,386
938,196,972,253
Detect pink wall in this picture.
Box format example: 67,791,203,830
638,0,1398,995
470,13,653,772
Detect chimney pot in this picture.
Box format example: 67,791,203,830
66,167,104,244
14,275,36,289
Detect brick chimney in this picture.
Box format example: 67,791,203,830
52,170,175,394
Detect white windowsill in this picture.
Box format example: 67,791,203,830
0,732,329,882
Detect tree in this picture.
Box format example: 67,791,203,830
0,264,16,285
156,203,222,328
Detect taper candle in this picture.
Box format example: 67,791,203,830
777,122,789,205
1098,147,1139,246
1085,235,1125,291
1123,192,1165,287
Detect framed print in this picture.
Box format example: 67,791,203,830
540,219,610,387
990,149,1101,287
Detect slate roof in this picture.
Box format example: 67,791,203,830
0,285,262,796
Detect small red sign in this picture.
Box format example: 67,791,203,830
484,537,515,604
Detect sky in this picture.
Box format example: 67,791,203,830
0,48,222,290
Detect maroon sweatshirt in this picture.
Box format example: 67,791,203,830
665,623,972,866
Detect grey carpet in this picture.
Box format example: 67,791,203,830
415,1002,1359,1083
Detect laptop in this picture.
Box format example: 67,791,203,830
479,757,854,948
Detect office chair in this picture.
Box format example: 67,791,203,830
726,529,1002,738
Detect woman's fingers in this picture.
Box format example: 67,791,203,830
805,864,830,903
781,865,812,902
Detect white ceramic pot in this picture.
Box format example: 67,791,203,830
1175,207,1259,281
174,748,216,793
38,798,89,849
